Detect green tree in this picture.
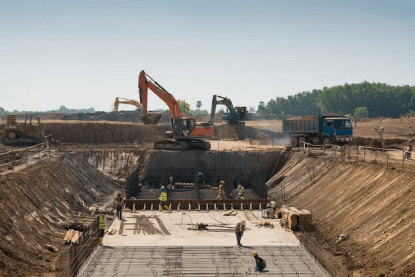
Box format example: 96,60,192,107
196,101,202,109
0,107,6,116
178,100,190,113
354,106,369,117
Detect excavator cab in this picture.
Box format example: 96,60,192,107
171,117,196,137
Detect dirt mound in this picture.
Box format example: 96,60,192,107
268,152,415,276
302,115,317,120
0,153,122,276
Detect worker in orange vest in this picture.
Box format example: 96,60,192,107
216,180,226,199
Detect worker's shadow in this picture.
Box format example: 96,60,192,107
239,246,254,249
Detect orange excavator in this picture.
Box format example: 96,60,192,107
138,70,214,150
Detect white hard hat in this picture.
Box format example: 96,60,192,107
99,208,103,213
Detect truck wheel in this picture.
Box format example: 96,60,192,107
322,138,331,146
291,137,299,147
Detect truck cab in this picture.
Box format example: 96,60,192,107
322,117,353,139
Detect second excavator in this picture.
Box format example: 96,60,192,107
138,70,213,150
113,97,162,125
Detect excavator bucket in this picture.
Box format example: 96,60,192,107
141,113,162,125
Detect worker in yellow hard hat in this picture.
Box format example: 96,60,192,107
216,180,226,199
159,186,169,212
252,251,266,272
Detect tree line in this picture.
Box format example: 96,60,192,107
257,82,415,118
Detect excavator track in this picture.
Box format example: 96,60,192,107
154,139,211,151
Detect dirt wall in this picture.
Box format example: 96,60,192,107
41,122,171,143
135,150,283,186
0,154,122,276
268,152,415,276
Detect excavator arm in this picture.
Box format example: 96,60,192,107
113,97,142,112
138,70,181,119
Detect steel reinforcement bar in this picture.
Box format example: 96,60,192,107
124,199,268,211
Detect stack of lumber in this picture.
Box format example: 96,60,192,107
63,229,81,245
279,206,313,231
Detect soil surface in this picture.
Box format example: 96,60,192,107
0,153,122,276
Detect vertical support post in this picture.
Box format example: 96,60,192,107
386,149,389,168
143,203,146,211
348,145,351,160
26,146,28,168
132,203,135,213
214,203,217,211
189,203,191,211
177,203,181,211
12,150,14,173
47,143,50,158
375,150,377,163
223,203,226,211
364,147,366,161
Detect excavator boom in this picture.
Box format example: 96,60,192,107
138,70,213,150
139,71,181,119
113,97,142,112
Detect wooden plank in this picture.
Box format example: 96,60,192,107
71,231,80,245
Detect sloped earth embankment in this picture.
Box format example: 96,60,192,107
267,151,415,277
0,153,122,276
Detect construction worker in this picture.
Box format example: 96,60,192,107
216,180,226,200
235,220,246,246
404,145,412,160
198,172,205,185
169,176,175,188
261,201,276,219
237,184,244,199
159,186,169,212
252,251,266,272
114,191,123,220
97,208,106,245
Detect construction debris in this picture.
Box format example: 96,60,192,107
45,244,58,252
223,209,238,216
71,231,80,245
255,221,274,228
107,229,118,235
336,234,349,244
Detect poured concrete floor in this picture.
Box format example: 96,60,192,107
79,211,328,276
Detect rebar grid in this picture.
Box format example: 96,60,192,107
78,245,328,277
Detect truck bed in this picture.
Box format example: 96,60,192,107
283,118,319,133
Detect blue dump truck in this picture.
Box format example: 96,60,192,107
283,113,353,147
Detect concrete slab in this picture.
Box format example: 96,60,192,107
103,211,298,247
79,211,329,276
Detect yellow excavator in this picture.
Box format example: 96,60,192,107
113,97,162,125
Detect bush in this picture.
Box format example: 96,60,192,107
354,107,369,117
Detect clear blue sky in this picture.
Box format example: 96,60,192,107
1,0,414,112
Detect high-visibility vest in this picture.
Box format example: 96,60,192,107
161,192,167,201
98,214,105,229
238,187,244,195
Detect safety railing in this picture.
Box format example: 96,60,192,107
299,140,415,172
0,142,51,173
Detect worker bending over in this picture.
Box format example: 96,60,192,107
198,172,205,185
159,186,169,212
237,184,244,199
114,191,123,220
97,208,106,245
235,220,246,246
216,180,226,199
252,251,266,272
261,201,276,219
